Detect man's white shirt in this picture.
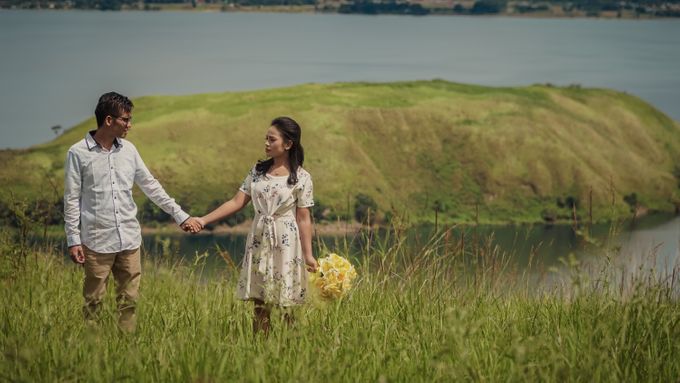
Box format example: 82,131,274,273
64,131,189,253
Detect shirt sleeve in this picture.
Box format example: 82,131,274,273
63,150,83,247
296,173,314,208
133,149,190,225
239,167,255,196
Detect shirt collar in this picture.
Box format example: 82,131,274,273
85,130,123,151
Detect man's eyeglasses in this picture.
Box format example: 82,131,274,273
111,115,133,124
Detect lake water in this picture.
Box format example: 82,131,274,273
1,11,679,148
139,214,680,281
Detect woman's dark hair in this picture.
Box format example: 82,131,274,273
256,116,305,186
95,92,134,128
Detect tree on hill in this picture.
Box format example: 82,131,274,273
339,0,429,15
470,0,506,14
623,192,639,213
354,193,378,224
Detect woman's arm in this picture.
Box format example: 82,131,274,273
296,207,318,272
199,190,251,227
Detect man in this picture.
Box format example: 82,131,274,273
64,92,202,332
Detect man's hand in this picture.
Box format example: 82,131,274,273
69,245,85,264
181,217,205,233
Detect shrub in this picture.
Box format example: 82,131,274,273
354,193,378,224
541,208,557,223
470,0,505,14
139,198,174,224
312,200,331,223
623,192,638,213
565,196,579,210
0,198,62,228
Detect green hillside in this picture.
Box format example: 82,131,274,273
1,80,679,224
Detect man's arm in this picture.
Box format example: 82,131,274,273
64,150,84,264
133,150,191,226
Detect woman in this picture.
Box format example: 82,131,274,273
187,116,318,335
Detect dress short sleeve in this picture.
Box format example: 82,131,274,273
239,166,256,196
296,172,314,208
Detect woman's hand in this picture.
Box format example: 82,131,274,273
305,255,318,273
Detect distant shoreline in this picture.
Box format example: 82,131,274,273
141,220,367,236
1,5,679,19
138,208,675,237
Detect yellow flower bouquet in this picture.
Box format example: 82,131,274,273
309,253,358,300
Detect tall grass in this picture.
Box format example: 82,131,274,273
1,224,679,382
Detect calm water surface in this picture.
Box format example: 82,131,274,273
1,11,679,148
140,215,680,279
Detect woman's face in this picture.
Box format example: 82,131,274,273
264,126,291,159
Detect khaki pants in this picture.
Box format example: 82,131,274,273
83,246,141,332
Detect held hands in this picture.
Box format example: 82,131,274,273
181,217,206,234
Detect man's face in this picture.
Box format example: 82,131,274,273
109,112,132,138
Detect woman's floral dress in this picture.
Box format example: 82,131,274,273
236,165,314,306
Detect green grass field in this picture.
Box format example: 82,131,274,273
1,226,679,382
1,81,679,224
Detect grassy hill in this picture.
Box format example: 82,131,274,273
1,80,679,224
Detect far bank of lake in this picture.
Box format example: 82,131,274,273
5,2,679,19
